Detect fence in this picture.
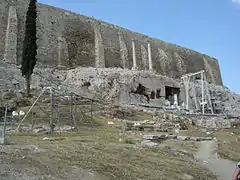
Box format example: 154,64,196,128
1,87,102,133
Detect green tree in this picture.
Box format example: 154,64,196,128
21,0,37,96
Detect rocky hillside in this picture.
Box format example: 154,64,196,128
0,62,239,118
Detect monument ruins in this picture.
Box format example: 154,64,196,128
1,0,237,116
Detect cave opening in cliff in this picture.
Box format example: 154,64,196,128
134,83,146,94
165,86,180,105
131,83,150,103
156,89,161,99
83,81,91,87
150,91,155,99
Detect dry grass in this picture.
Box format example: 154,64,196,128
179,126,211,137
6,116,217,180
180,126,240,162
213,128,240,162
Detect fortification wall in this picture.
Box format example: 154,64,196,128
0,0,223,85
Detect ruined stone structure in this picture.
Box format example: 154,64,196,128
0,0,222,86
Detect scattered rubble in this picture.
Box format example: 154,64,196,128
143,134,169,140
6,125,76,134
143,134,213,142
192,115,240,129
1,62,240,133
1,62,240,117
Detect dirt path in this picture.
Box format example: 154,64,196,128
196,139,236,180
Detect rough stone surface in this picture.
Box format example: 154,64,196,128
141,44,148,70
181,174,194,180
3,6,17,64
177,136,191,141
6,124,76,134
0,62,239,118
193,116,240,129
94,26,104,68
118,31,128,69
143,134,169,140
143,134,213,142
0,0,222,85
57,36,69,67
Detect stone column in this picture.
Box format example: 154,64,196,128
148,43,153,71
94,27,105,68
173,94,178,106
4,6,18,64
131,39,137,70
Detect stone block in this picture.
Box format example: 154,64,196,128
177,136,190,141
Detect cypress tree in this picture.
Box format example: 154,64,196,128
21,0,37,96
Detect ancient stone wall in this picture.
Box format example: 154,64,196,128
0,0,223,85
0,0,29,65
4,6,18,64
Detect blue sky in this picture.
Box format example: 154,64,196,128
39,0,240,93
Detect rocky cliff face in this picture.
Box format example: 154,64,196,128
0,0,222,85
0,60,239,118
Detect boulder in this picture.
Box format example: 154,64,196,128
181,174,194,180
141,140,158,148
177,136,190,141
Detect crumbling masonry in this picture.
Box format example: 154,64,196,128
0,0,231,115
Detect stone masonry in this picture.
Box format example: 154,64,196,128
0,0,223,85
3,6,18,64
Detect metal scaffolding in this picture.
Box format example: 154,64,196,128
181,70,213,115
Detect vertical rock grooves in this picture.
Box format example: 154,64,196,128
174,52,186,76
4,6,18,64
57,36,69,67
141,44,148,70
94,26,105,68
118,31,128,69
157,48,170,76
203,57,215,84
